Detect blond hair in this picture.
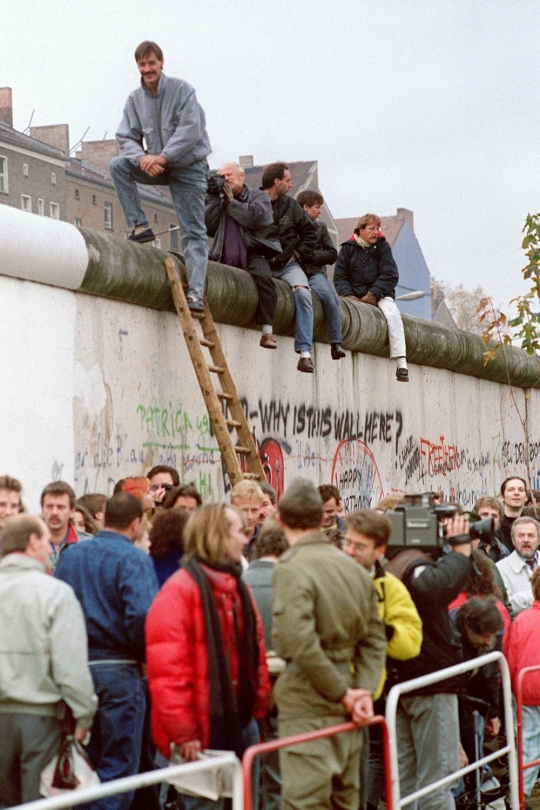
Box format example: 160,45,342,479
230,480,264,504
183,503,245,564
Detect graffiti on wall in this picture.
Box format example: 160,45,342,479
74,390,536,511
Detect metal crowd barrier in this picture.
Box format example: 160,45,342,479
242,715,392,810
516,663,540,809
386,650,520,809
10,753,243,810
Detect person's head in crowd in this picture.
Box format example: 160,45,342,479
251,516,289,561
354,214,381,246
258,481,278,525
296,189,324,222
0,475,23,530
277,479,324,538
473,496,503,528
162,483,202,513
231,480,264,539
511,516,540,559
149,507,189,560
526,490,540,507
455,595,503,653
218,162,245,197
73,502,98,536
134,516,152,554
76,493,107,529
40,481,76,547
147,465,180,505
183,503,246,565
317,484,342,529
104,493,143,541
0,515,52,570
343,509,391,572
375,495,402,513
261,162,291,198
114,476,154,511
459,549,502,600
500,477,527,516
531,568,540,602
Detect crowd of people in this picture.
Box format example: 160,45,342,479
2,467,540,810
108,40,409,381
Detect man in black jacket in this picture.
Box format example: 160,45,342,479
262,163,318,373
334,214,408,382
388,516,474,810
206,162,280,349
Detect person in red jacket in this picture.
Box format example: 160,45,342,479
146,502,270,810
507,568,540,802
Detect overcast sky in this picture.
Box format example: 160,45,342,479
2,0,539,307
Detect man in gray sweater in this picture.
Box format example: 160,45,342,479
110,41,211,312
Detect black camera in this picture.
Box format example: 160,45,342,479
207,173,227,196
386,493,496,553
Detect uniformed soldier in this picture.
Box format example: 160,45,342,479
272,479,387,810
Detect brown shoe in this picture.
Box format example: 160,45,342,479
297,356,315,373
260,333,277,349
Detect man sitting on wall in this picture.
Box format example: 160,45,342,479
206,162,281,350
334,214,408,382
296,189,345,360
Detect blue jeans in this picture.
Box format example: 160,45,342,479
177,717,260,810
109,156,208,300
272,262,313,353
84,663,146,810
308,273,343,344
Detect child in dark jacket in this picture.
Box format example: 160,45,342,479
297,190,346,360
334,213,408,381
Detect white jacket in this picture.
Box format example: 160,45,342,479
0,554,97,727
496,550,536,615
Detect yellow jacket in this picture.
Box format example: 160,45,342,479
373,561,423,698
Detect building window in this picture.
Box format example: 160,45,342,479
50,202,60,219
170,226,178,250
23,163,29,177
51,172,57,185
104,202,113,230
0,155,8,193
154,237,161,249
21,195,32,212
37,198,44,216
92,194,97,205
74,217,82,227
75,188,80,200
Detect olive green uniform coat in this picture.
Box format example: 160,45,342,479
272,532,386,810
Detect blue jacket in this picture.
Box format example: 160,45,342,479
55,530,158,662
334,236,399,301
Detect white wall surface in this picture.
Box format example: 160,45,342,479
1,274,539,511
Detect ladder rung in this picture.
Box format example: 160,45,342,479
190,310,206,319
199,338,215,349
234,446,252,454
226,419,242,428
208,365,225,374
242,473,261,480
217,392,233,401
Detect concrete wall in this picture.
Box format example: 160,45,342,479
2,206,540,512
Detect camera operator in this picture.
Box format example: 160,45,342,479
205,162,281,350
387,514,474,810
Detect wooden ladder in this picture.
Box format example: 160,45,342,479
164,258,265,487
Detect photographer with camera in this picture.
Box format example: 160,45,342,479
206,162,280,350
387,513,475,810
